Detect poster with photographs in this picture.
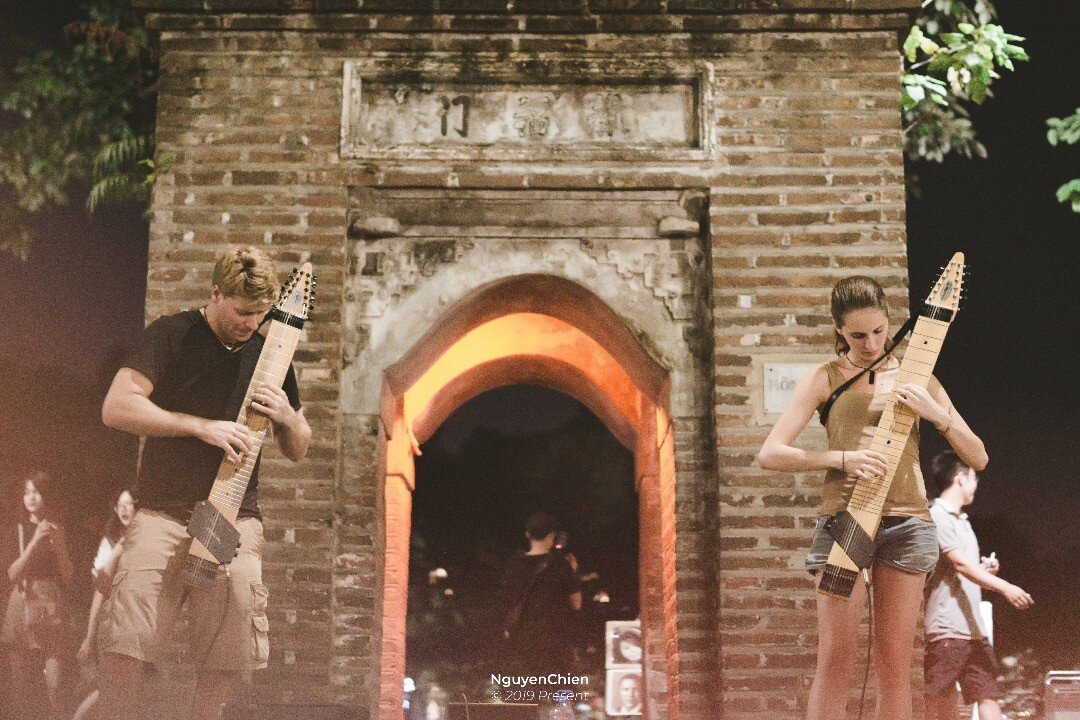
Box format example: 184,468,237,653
605,620,642,716
605,668,643,716
605,619,642,669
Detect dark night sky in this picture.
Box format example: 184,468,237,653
0,1,1077,660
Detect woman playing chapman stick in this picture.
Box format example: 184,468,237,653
757,276,988,720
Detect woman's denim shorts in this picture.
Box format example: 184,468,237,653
805,515,940,575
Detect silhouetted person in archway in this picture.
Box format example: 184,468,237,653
499,511,581,680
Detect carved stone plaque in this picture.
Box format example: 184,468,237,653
341,67,699,155
763,362,819,414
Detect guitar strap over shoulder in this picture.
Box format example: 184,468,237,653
819,314,918,427
223,336,263,422
503,552,555,635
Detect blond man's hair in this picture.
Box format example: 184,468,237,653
212,246,279,304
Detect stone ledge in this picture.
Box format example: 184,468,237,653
145,11,915,32
138,0,920,13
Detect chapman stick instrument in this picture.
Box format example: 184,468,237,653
817,253,965,597
181,263,316,586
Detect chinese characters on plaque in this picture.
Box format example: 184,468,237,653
342,76,698,154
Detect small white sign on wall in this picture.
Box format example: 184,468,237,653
763,362,819,414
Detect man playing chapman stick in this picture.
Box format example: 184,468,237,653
99,246,312,720
924,451,1034,720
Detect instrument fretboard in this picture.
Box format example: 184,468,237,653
846,315,950,520
206,320,303,520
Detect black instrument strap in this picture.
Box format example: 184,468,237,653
504,551,555,633
819,314,918,426
823,510,876,570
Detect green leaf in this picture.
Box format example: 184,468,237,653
904,27,923,62
93,134,151,175
1055,179,1080,209
968,77,987,103
88,173,141,212
1047,110,1080,146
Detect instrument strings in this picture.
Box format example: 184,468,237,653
207,321,300,513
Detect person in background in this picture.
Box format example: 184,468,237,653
611,626,642,665
92,490,134,580
78,488,134,665
609,672,642,715
1,470,75,719
499,511,582,681
924,451,1034,720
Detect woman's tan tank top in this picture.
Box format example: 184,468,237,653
817,359,934,521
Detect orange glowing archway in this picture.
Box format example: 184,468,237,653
373,275,680,720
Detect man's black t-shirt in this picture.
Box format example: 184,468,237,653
500,550,580,674
124,309,301,521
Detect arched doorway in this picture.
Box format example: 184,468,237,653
406,384,639,717
372,275,681,720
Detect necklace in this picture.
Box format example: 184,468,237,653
845,352,879,385
200,307,238,352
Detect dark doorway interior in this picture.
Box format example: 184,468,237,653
405,384,638,717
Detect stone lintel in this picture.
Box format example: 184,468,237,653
140,5,918,32
137,0,919,12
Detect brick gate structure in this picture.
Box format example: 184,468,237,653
137,2,919,718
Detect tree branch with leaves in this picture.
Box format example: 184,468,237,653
0,0,168,259
900,0,1028,164
1046,109,1080,212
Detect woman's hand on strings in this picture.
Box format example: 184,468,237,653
895,383,950,426
844,449,889,481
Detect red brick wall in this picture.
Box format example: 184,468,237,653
140,4,915,717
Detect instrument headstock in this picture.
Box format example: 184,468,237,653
273,262,316,326
923,252,965,317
